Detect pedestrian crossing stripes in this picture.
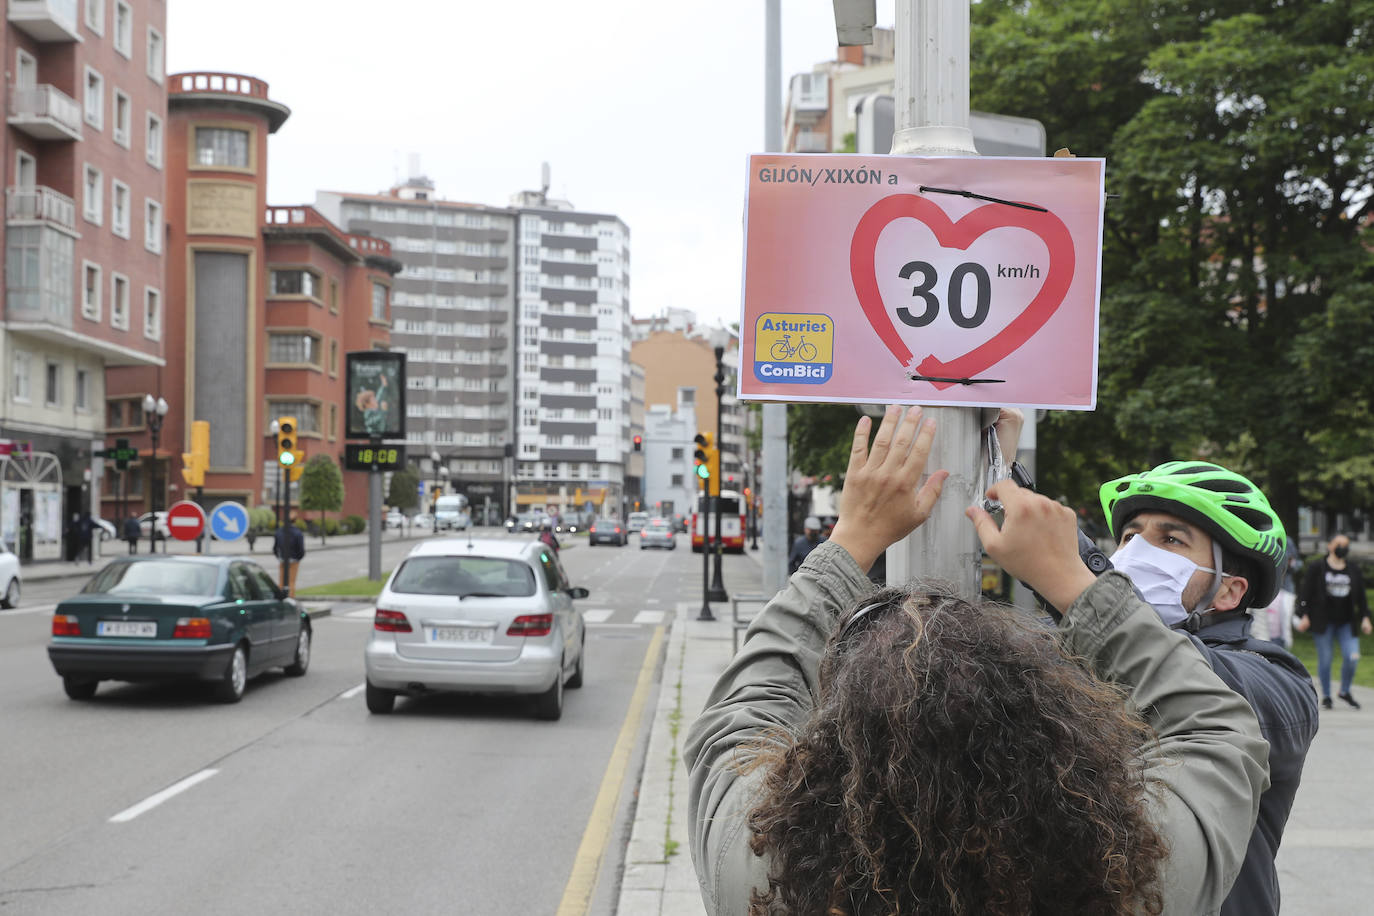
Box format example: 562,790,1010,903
581,609,614,624
335,605,665,626
632,610,665,625
345,607,376,619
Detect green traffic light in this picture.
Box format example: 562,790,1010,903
695,464,709,479
280,451,296,467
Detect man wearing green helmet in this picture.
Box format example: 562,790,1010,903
1099,461,1320,916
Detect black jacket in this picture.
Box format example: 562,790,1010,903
273,525,305,561
1187,613,1319,916
1298,557,1369,634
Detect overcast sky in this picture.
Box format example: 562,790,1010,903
166,1,898,330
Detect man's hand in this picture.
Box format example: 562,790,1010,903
1295,615,1311,633
1362,618,1372,636
966,479,1098,614
828,406,948,572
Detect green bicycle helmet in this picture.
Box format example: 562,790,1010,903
1099,461,1287,608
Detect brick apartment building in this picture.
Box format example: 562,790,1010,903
106,71,399,524
1,0,166,561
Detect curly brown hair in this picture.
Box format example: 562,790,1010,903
742,585,1169,916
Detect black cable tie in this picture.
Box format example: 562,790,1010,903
907,374,1006,386
917,185,1048,213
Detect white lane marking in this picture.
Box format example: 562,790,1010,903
109,768,219,823
632,610,665,625
340,683,365,700
345,607,376,619
581,609,614,624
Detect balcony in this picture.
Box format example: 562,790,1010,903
6,185,76,234
8,84,82,141
793,130,830,153
7,0,81,42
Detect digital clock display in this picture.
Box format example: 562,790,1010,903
344,444,405,471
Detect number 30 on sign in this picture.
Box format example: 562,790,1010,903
738,154,1105,410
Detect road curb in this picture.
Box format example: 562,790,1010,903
302,604,333,620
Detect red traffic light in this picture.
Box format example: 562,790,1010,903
632,434,642,452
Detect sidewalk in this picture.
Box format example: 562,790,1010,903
16,525,448,583
615,556,1374,915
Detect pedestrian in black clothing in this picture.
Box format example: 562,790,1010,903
123,515,141,554
1297,534,1372,709
788,516,823,574
273,517,306,596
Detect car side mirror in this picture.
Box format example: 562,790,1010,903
567,586,589,599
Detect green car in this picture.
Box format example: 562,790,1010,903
48,556,311,703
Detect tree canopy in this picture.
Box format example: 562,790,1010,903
788,0,1374,537
298,454,344,542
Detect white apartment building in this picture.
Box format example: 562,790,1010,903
316,174,632,517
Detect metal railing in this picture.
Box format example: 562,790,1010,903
6,184,76,232
9,83,82,135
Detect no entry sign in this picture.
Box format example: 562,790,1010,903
739,154,1105,410
166,500,207,542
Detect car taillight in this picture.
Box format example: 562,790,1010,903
52,614,81,636
173,617,212,639
374,609,412,632
507,614,553,637
614,527,621,533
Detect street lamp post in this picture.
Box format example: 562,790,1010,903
707,346,729,603
143,394,169,554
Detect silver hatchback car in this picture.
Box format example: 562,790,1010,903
638,517,676,550
364,538,588,720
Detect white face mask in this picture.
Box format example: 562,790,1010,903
1109,535,1219,627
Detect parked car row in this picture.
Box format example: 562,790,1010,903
41,532,591,721
585,515,679,550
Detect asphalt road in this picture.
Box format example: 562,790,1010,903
0,532,743,915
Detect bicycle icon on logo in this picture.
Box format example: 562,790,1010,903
769,334,819,362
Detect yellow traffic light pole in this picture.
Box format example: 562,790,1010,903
182,420,210,552
275,418,301,592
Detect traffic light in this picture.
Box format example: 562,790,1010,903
181,420,210,488
275,417,306,481
632,434,642,452
693,432,719,491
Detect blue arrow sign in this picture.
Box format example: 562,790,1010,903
209,501,250,542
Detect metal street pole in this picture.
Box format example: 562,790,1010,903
708,346,728,601
877,0,983,596
698,473,715,620
368,440,382,581
761,0,789,595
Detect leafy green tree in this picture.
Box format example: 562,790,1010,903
299,454,344,545
388,468,420,513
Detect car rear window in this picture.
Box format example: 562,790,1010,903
83,561,220,597
390,556,536,597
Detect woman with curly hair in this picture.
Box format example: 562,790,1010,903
686,406,1268,916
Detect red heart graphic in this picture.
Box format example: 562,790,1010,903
849,194,1075,390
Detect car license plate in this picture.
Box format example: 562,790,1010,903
429,626,493,644
97,620,157,637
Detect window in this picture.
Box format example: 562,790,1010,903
83,165,102,224
84,68,103,129
269,269,319,298
267,333,321,365
671,447,683,459
113,1,132,57
267,401,319,434
145,113,163,168
75,369,89,411
85,0,105,34
111,273,129,329
44,361,60,407
371,283,388,321
15,49,36,90
146,27,163,83
106,400,123,427
111,180,130,238
328,404,338,440
144,199,161,253
194,126,249,168
15,151,35,189
11,351,31,402
329,340,339,375
671,474,684,487
143,287,160,340
328,279,338,313
82,261,102,320
112,89,131,146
